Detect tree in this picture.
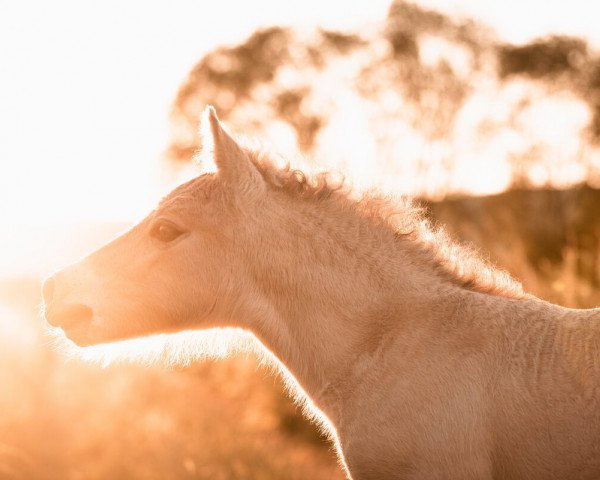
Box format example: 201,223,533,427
167,0,600,194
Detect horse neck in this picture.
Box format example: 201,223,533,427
241,195,457,419
238,189,595,424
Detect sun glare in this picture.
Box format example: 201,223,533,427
2,1,600,478
0,0,394,276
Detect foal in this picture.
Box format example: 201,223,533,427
44,107,600,480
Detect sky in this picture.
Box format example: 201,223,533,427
1,0,600,274
0,0,392,228
423,0,600,45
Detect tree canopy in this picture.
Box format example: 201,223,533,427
167,0,600,194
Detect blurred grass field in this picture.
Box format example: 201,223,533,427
0,277,344,480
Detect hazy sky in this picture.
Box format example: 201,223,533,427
2,0,600,227
423,0,600,45
0,0,392,228
1,0,600,274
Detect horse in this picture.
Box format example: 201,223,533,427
43,107,600,479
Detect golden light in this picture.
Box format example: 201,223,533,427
1,1,599,478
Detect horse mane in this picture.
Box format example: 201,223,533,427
246,148,525,299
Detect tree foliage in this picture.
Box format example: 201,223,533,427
167,0,600,193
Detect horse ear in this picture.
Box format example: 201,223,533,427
201,106,264,192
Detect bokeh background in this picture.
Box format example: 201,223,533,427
1,1,600,478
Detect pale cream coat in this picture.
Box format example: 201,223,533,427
44,108,600,479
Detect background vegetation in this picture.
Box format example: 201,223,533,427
1,1,599,478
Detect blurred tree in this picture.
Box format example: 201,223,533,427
497,36,587,80
167,0,600,193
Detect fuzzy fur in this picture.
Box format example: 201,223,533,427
44,107,600,480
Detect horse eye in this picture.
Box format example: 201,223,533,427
150,221,183,243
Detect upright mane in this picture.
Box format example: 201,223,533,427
245,148,525,299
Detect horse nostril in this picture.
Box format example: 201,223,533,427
45,303,93,330
42,277,55,304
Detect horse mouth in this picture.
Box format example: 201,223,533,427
44,302,95,346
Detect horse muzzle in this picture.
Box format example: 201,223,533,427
42,276,94,330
